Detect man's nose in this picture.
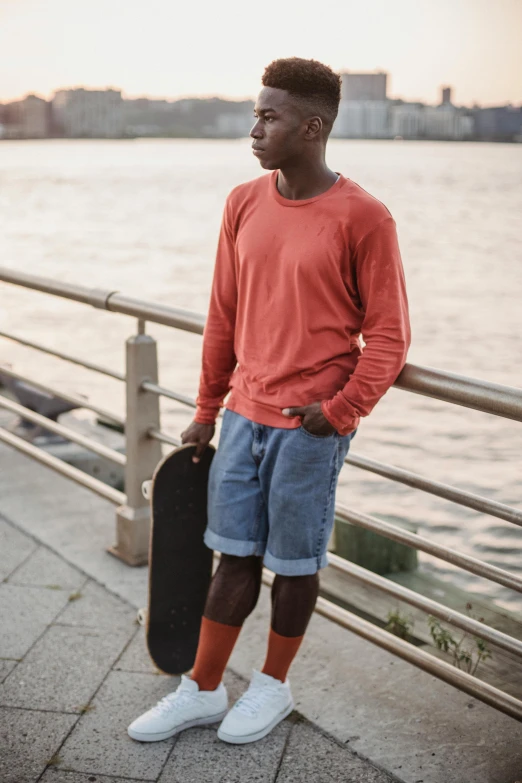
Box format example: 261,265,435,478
250,120,263,139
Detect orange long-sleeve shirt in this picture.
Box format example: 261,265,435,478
195,171,411,436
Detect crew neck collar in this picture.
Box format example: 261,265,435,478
270,170,346,207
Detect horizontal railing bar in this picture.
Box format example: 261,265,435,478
396,363,522,423
141,384,227,422
336,504,522,594
141,382,197,408
2,266,521,420
0,396,126,466
0,365,124,427
0,267,205,332
0,267,118,308
0,329,124,381
346,452,522,527
0,427,126,506
106,294,205,334
259,567,522,722
328,552,522,658
148,428,181,448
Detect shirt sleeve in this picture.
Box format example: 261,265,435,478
321,217,411,435
195,198,238,424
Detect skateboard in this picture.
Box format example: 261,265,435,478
140,443,215,675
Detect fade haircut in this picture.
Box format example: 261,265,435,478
262,57,341,136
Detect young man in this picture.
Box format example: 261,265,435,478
128,57,410,745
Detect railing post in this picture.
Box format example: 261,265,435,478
109,320,162,566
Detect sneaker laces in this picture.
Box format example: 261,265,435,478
233,685,281,717
152,686,198,716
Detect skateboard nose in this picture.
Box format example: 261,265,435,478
142,480,152,500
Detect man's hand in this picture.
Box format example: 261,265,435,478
181,421,215,463
281,402,336,437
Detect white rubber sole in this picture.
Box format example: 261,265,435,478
128,709,228,742
217,700,294,745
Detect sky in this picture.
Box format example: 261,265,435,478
0,0,521,106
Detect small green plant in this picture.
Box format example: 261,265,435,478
47,753,62,766
385,609,414,640
78,703,96,714
68,591,82,602
45,584,63,590
428,604,491,676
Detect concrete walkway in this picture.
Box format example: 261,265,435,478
0,515,396,783
1,436,522,783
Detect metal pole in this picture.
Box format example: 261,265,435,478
0,427,125,506
336,504,522,593
327,552,522,659
110,323,162,566
0,329,124,381
0,365,124,426
0,396,125,466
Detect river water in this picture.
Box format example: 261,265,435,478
1,138,521,612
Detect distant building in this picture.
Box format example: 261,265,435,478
122,98,176,137
52,88,123,138
390,103,423,139
3,95,49,138
472,105,522,141
333,100,390,138
341,72,387,102
421,105,461,139
441,86,452,105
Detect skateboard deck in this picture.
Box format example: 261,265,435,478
144,443,215,675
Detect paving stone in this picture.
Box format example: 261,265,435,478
0,659,17,683
275,719,395,783
0,583,70,658
59,671,179,779
54,579,136,631
9,545,86,591
41,771,149,783
0,706,77,783
159,719,292,783
113,627,161,675
0,624,134,713
0,516,37,581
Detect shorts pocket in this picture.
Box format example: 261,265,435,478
299,425,337,440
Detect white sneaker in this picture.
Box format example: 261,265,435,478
128,674,228,742
217,670,294,744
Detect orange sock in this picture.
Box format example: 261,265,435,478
261,627,304,683
190,616,242,692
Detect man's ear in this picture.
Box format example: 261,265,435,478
305,116,323,140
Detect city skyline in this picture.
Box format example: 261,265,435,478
0,0,521,107
5,77,518,113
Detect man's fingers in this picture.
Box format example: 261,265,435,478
282,406,306,417
192,439,208,464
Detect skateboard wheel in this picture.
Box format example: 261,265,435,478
142,480,152,500
137,608,147,626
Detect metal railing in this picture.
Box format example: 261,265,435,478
1,265,521,722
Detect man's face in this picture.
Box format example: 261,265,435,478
250,87,306,170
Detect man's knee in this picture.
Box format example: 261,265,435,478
204,553,263,626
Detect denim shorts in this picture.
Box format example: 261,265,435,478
204,408,354,576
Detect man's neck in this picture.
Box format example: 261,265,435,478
276,162,338,201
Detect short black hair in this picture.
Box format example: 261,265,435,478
262,57,341,135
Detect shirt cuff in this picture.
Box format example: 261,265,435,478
194,405,220,425
321,398,359,436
